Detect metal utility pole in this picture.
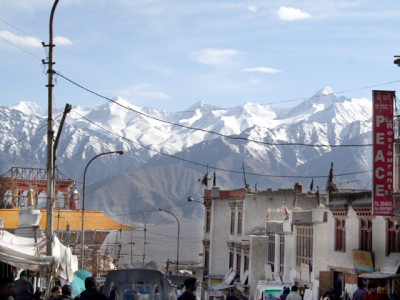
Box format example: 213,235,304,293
80,151,124,269
142,214,146,267
44,0,59,257
158,208,180,274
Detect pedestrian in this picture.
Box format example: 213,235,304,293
178,278,198,300
108,284,117,300
381,288,390,300
0,277,15,300
334,278,342,300
47,286,61,300
57,285,73,300
352,279,368,300
286,285,302,300
78,277,108,300
33,287,42,300
280,286,290,300
226,290,234,300
322,291,330,300
14,271,33,300
363,282,380,300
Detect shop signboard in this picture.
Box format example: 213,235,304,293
353,250,374,272
301,263,310,282
372,90,395,216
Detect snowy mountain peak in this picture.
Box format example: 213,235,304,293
185,100,220,112
0,87,373,199
11,101,46,116
313,86,335,98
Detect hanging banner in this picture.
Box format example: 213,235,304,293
373,90,395,216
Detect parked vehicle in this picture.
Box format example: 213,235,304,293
102,269,178,300
254,281,286,300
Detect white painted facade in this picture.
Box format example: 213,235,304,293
202,186,400,300
202,185,324,299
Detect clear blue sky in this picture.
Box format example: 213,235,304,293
1,0,400,112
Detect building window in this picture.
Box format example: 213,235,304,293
268,234,275,272
244,254,249,272
205,209,211,233
387,219,400,256
296,225,313,267
237,211,242,235
360,219,372,251
335,218,346,252
236,252,241,276
229,250,234,269
230,210,235,235
279,235,285,274
204,247,210,270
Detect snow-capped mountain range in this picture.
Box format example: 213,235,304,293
0,87,373,224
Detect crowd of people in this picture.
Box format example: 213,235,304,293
318,281,398,300
0,275,109,300
351,282,397,300
3,271,399,300
279,285,302,300
0,271,202,300
275,282,399,300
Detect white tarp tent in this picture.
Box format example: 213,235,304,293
0,230,78,281
0,251,55,271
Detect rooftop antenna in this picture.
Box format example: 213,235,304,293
242,162,248,188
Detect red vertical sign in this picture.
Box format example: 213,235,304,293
373,90,395,216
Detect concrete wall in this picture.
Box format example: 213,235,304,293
209,198,231,276
312,219,329,300
283,231,294,284
373,216,387,269
249,235,268,300
325,209,356,270
324,206,388,272
244,194,269,235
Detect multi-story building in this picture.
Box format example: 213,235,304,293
202,180,400,300
320,190,400,299
201,183,325,300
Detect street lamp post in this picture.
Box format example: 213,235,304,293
158,208,180,274
187,196,204,205
80,150,123,270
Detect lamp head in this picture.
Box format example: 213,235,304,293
158,208,162,211
187,196,193,202
116,151,124,155
394,55,400,67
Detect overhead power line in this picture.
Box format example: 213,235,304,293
2,112,64,151
0,17,46,60
56,71,372,148
0,36,42,60
0,17,43,43
254,80,400,107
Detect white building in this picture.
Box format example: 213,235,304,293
318,190,400,299
201,184,325,300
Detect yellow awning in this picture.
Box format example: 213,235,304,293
0,209,133,230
